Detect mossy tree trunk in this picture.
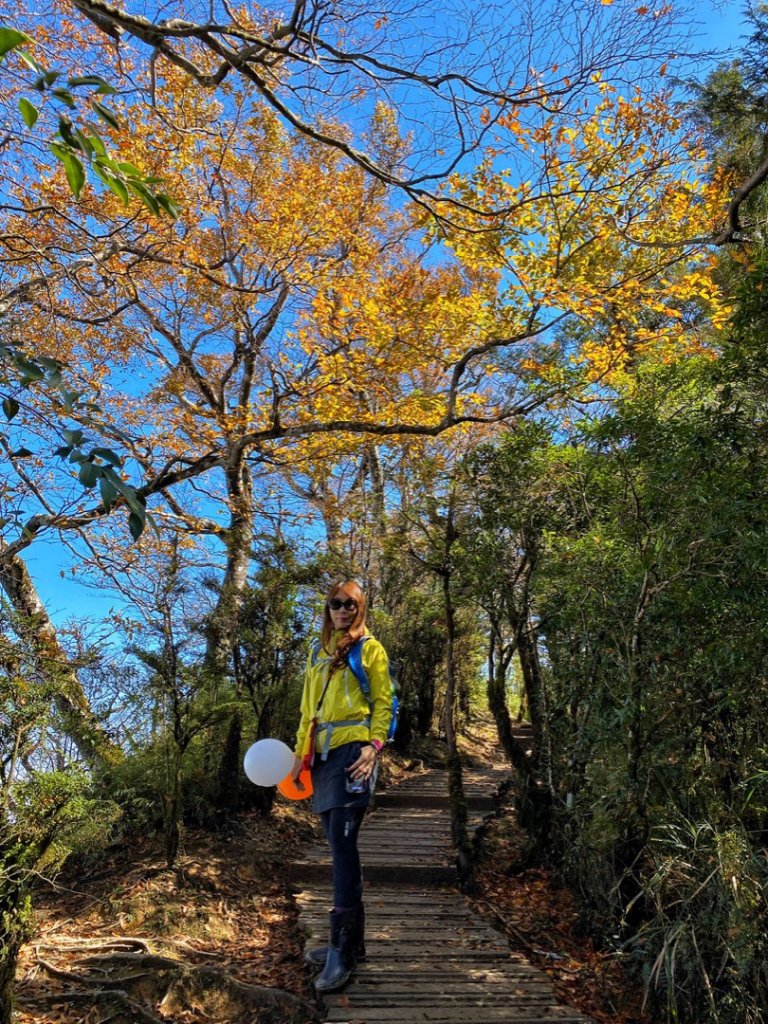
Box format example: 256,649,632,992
0,845,30,1024
0,544,122,771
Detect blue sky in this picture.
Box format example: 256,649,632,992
27,0,752,629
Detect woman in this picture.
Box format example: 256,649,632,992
291,580,391,993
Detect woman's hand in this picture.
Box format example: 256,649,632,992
349,743,378,782
291,755,303,782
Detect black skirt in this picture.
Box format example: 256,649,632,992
311,741,378,814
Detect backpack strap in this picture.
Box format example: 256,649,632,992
349,636,398,742
346,637,371,703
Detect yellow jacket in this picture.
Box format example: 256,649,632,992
294,632,391,759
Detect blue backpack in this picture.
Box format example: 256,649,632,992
312,636,400,743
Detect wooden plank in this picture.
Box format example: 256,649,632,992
299,852,450,862
297,894,467,905
328,995,577,1007
342,979,556,991
301,923,505,941
300,912,486,927
300,918,506,936
324,1010,588,1022
298,898,470,909
300,922,493,936
305,940,511,955
310,945,513,958
349,966,557,980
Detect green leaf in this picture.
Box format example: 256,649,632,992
128,509,146,541
61,390,81,413
117,160,141,176
62,428,84,446
111,477,146,518
89,134,107,157
63,151,85,197
54,445,73,458
0,27,30,59
92,162,129,205
126,179,160,216
16,49,43,73
37,356,60,371
78,461,100,488
16,357,45,381
68,74,113,90
61,75,118,96
34,70,59,90
90,446,122,467
99,474,118,509
94,153,118,173
51,87,76,108
18,97,38,128
11,447,33,458
72,129,94,160
58,116,78,148
49,143,85,199
2,397,19,420
93,101,120,130
156,193,181,220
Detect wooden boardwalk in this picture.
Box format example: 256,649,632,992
290,758,593,1024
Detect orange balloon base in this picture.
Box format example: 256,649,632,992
277,768,313,800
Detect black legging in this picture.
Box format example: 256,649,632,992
320,804,366,908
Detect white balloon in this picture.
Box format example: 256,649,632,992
243,738,295,787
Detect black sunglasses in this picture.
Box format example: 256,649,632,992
328,598,358,611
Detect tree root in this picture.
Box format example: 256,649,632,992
35,933,219,956
23,988,168,1024
36,936,151,952
32,949,320,1021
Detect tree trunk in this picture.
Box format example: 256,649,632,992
514,617,554,851
0,817,39,1024
163,762,182,867
441,500,473,890
204,459,254,814
517,615,552,792
214,709,243,820
0,894,24,1024
365,444,386,531
487,628,518,762
0,543,122,771
204,459,254,679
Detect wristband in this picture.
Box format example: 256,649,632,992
370,739,383,753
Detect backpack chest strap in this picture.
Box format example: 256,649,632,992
314,716,371,760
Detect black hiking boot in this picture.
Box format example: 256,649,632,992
305,904,366,969
314,907,361,993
